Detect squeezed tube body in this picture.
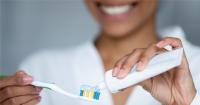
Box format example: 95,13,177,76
104,48,183,93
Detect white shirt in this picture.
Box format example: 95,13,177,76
19,26,200,105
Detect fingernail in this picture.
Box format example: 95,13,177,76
23,76,33,83
156,41,165,47
112,67,119,77
136,61,144,71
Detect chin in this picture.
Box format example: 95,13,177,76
102,27,134,38
102,22,141,38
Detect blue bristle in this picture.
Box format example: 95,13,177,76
80,90,83,96
97,92,100,100
93,93,97,99
94,92,100,100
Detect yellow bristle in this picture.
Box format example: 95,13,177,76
85,91,89,97
89,90,94,98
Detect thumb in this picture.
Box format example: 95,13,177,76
0,71,33,89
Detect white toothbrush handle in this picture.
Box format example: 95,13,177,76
31,81,52,88
32,81,78,98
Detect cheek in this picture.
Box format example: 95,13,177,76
85,0,100,22
138,0,158,21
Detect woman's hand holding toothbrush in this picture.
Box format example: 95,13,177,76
112,37,196,105
0,71,42,105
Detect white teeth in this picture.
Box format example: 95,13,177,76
101,5,131,15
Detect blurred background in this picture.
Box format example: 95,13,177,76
1,0,200,74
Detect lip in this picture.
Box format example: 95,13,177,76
95,0,139,6
94,1,139,21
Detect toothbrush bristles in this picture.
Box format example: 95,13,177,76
80,85,101,100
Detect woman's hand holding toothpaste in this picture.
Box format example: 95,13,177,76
112,37,196,105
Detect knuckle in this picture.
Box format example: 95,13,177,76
167,37,180,41
15,71,25,78
115,55,128,66
115,60,123,67
16,70,25,74
140,54,148,62
165,36,173,40
2,87,12,97
131,49,137,53
174,38,182,43
140,57,147,63
165,37,182,43
173,37,180,41
149,43,155,47
132,48,143,54
15,73,24,78
151,43,157,47
125,58,132,64
163,37,172,42
149,44,157,50
123,60,132,69
9,98,16,105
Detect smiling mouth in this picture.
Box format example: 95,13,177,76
96,1,139,16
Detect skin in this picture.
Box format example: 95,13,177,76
113,38,196,105
86,1,159,103
0,0,196,105
0,71,41,105
85,0,197,105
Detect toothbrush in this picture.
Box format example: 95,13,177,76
31,81,100,102
0,75,101,102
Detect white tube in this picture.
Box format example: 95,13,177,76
102,47,183,93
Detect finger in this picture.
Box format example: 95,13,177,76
0,71,33,89
117,48,144,78
0,85,42,103
136,44,164,71
22,96,41,105
156,37,183,49
112,55,129,77
2,95,39,105
156,37,187,69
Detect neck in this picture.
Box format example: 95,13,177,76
95,18,158,70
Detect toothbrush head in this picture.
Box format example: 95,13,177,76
79,85,101,101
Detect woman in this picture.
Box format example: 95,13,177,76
0,0,200,105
